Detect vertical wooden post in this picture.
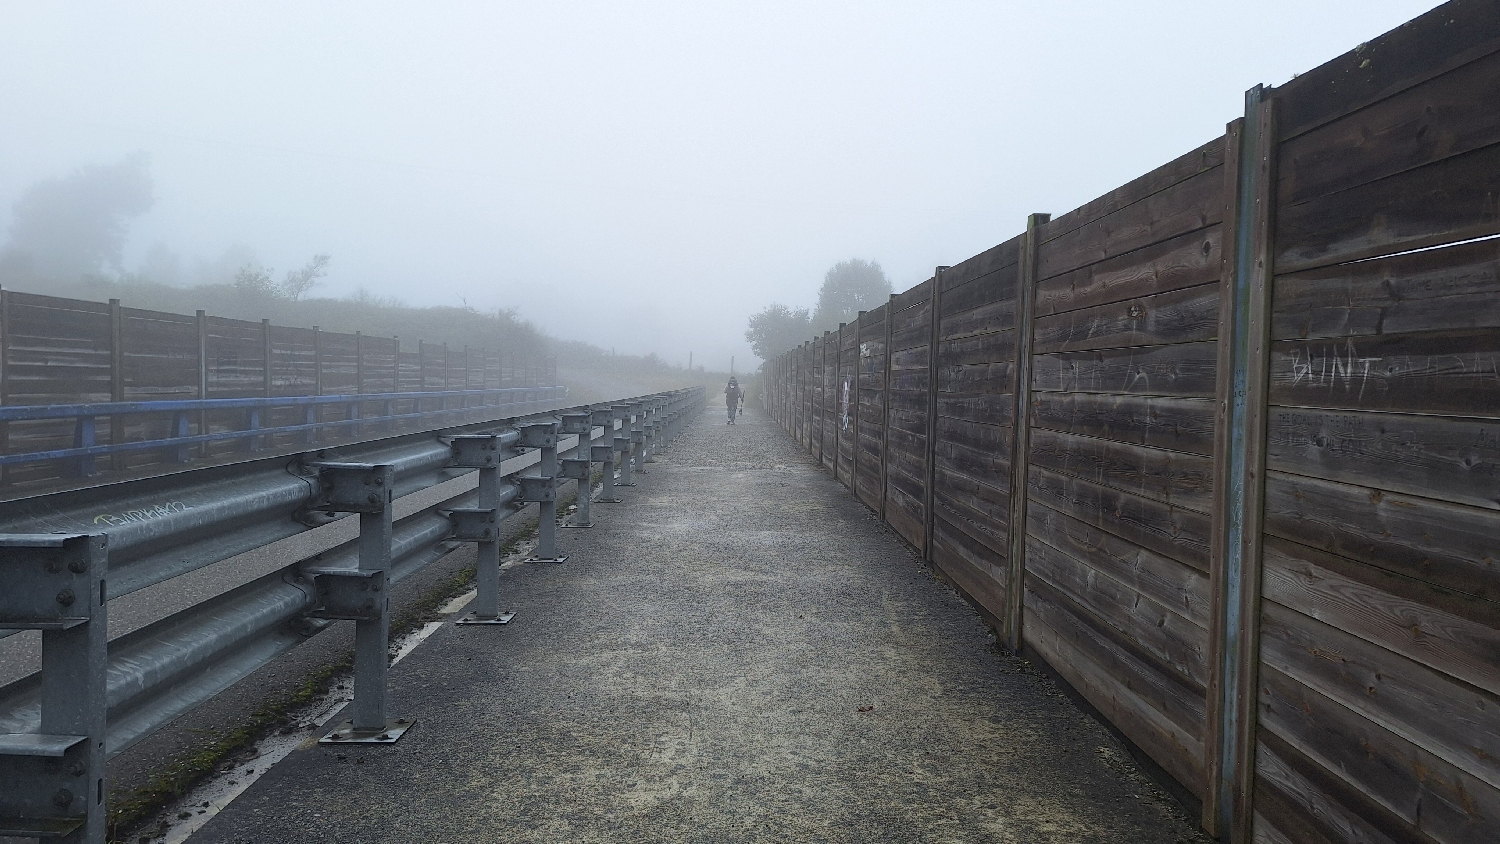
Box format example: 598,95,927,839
880,293,895,522
924,267,949,561
110,299,124,470
1204,85,1277,844
1004,213,1050,652
262,319,273,398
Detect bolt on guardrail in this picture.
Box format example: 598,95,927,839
0,386,706,842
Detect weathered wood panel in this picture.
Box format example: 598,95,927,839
1263,470,1499,604
1031,341,1219,397
1029,392,1216,457
1266,406,1500,512
1036,226,1222,318
1268,330,1500,417
1036,164,1223,282
1275,141,1500,273
1272,236,1500,342
1029,428,1215,513
1023,573,1206,795
1032,282,1219,354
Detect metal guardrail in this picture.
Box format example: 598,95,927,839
0,385,707,841
0,386,568,476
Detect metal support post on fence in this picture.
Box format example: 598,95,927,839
449,435,515,625
630,403,647,476
310,463,412,744
643,402,658,463
0,533,108,844
559,412,594,529
590,409,621,503
611,405,636,487
519,422,567,563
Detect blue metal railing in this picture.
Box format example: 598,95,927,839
0,386,568,476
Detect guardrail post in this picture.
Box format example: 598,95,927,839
518,422,566,563
591,408,621,503
559,412,594,529
450,435,515,625
0,533,108,844
171,410,191,464
309,463,412,744
71,415,97,478
629,402,647,476
611,404,636,488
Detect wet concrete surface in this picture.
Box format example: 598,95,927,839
192,407,1209,843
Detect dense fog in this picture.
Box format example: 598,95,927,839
0,1,1436,374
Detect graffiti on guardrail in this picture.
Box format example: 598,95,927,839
93,501,191,526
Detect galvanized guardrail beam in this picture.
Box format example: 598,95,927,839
0,386,707,842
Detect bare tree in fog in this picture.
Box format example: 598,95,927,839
0,153,154,282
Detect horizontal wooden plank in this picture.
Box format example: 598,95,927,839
1264,470,1500,604
1259,664,1500,841
891,278,933,312
884,483,925,548
1262,535,1500,698
940,236,1022,291
934,461,1010,512
1025,533,1209,690
1280,49,1500,209
1031,341,1219,398
934,491,1009,553
1036,226,1222,319
1268,329,1500,416
1275,140,1500,273
1038,136,1225,245
1254,733,1411,844
1272,235,1500,341
931,513,1008,620
1037,165,1223,282
936,330,1015,367
1273,0,1500,142
1026,465,1211,571
935,440,1010,493
1029,428,1214,514
889,346,929,371
936,362,1015,394
1029,392,1216,457
1022,580,1206,796
936,394,1015,426
935,414,1011,455
1027,499,1210,627
1267,406,1500,511
6,290,112,313
1260,600,1500,790
1032,282,1219,355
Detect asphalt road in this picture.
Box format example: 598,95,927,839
188,407,1209,844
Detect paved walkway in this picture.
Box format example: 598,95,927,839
194,407,1207,843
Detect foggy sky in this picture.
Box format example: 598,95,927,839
0,1,1439,370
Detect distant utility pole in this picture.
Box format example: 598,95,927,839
730,356,735,375
689,351,693,371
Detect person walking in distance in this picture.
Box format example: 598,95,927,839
725,377,742,425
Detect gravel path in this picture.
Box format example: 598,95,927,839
192,406,1208,844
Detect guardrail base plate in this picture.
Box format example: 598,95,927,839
455,610,516,626
320,718,413,744
524,554,568,564
0,816,85,838
562,521,594,529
